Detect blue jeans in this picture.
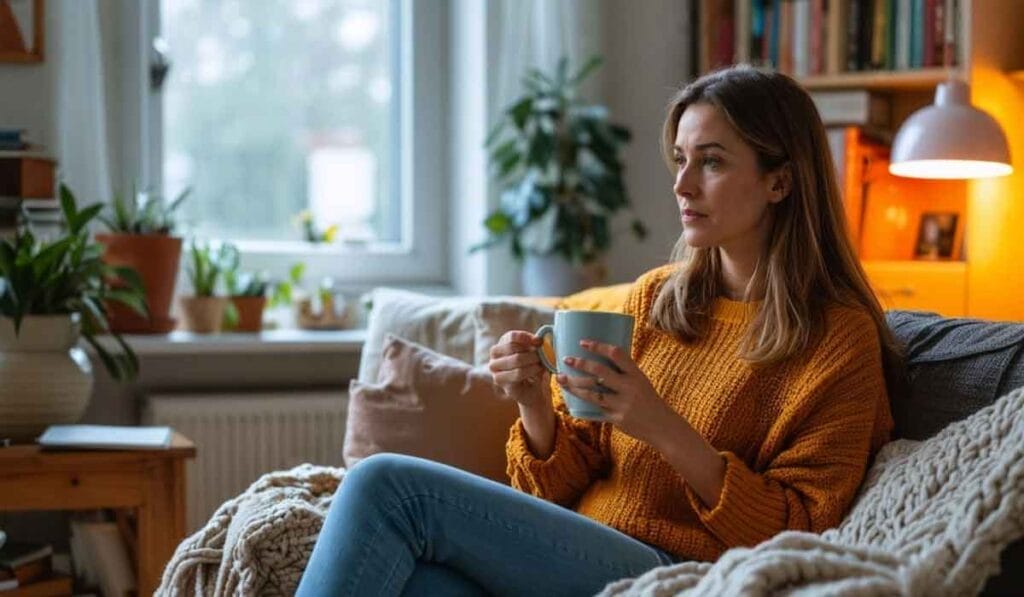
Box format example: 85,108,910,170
295,453,677,596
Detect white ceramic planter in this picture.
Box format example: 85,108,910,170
522,255,608,297
0,314,94,442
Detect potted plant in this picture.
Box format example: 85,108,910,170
95,187,190,334
180,240,236,333
0,185,145,441
222,244,269,333
473,56,648,296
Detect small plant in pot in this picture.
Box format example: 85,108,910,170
0,184,146,440
472,56,648,296
180,240,235,334
222,244,269,333
96,186,190,334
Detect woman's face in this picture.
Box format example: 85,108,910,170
672,102,785,254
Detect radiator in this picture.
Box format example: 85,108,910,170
144,391,348,532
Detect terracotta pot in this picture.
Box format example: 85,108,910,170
179,296,228,334
229,296,267,332
0,314,93,442
96,233,183,334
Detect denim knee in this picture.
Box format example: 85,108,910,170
342,452,420,502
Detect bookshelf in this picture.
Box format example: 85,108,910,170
799,67,958,91
693,0,1024,321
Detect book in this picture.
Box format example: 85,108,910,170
0,542,52,588
811,90,891,128
0,543,51,572
37,425,173,450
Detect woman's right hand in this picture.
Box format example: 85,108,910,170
488,330,552,409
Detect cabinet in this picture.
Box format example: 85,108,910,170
693,0,1024,321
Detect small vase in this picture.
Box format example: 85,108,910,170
229,296,267,332
179,296,228,333
0,314,94,442
522,255,608,297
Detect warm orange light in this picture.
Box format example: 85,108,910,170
889,159,1013,179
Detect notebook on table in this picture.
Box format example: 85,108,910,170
37,425,173,450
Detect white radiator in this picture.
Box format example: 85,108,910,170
144,391,348,532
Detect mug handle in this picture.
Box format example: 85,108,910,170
534,324,558,374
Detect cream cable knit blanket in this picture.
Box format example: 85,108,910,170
158,387,1024,596
157,464,346,596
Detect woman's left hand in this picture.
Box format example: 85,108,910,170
556,339,679,445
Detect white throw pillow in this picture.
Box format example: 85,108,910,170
358,288,482,383
472,301,556,366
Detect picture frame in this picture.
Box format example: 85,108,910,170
0,0,44,63
913,211,961,260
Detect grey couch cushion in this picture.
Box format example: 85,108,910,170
885,310,1024,441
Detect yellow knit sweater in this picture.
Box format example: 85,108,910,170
506,265,893,562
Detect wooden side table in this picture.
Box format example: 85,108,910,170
0,432,196,595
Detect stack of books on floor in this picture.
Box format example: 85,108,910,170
0,540,72,596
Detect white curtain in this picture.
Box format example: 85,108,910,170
55,0,112,206
479,0,601,295
492,0,603,114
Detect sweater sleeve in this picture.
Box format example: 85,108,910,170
506,378,609,507
684,312,893,548
504,269,668,506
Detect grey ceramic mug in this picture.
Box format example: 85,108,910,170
534,310,635,421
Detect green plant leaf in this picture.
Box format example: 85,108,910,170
288,262,305,284
508,97,533,130
70,203,104,236
106,289,148,317
483,211,511,235
569,55,603,87
222,300,239,330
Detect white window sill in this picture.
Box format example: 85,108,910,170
93,328,367,356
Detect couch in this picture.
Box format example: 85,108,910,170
157,283,1024,596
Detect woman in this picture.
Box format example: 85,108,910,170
296,65,900,596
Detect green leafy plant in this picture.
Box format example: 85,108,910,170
100,186,191,235
293,210,338,244
221,244,269,298
473,56,647,264
185,241,237,297
268,262,306,308
0,184,146,381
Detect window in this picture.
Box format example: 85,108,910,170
137,0,447,285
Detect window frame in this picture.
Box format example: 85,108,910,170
129,0,449,287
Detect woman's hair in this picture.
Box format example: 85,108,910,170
651,65,903,394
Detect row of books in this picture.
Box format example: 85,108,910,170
0,517,138,596
0,539,72,595
698,0,961,77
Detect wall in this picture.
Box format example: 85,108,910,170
600,0,693,284
0,2,59,153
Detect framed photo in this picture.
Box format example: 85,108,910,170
914,212,961,260
0,0,43,63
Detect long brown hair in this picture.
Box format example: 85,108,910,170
651,65,903,391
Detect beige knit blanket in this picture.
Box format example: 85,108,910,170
156,464,346,596
157,387,1024,596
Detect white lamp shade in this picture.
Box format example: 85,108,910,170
889,80,1012,179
